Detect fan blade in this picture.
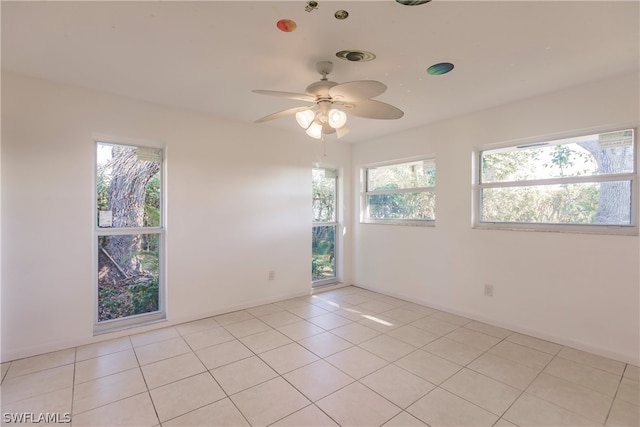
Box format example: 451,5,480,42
329,80,387,102
347,99,404,120
252,90,316,102
254,106,312,123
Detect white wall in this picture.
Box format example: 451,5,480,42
351,72,640,364
1,72,352,361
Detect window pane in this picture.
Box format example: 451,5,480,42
481,181,632,225
313,168,336,223
482,129,634,183
312,225,335,281
367,191,435,220
368,160,436,191
97,143,162,228
98,233,160,322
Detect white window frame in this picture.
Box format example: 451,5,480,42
473,127,638,235
312,167,340,288
93,134,167,334
361,156,436,226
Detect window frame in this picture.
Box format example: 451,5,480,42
361,156,436,226
312,167,340,287
93,135,167,334
473,127,638,235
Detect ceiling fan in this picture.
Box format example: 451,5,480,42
253,61,404,140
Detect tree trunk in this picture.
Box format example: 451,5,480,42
103,146,160,275
578,140,632,224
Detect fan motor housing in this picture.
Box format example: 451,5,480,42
305,80,338,98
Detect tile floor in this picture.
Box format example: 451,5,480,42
1,286,639,426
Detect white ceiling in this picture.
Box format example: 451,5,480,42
2,1,638,143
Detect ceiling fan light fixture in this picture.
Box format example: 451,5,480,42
295,109,315,129
306,121,323,139
328,108,347,129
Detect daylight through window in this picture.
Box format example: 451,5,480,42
363,158,436,225
477,129,636,232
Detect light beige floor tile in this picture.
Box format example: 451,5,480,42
175,317,220,336
258,342,319,375
624,364,639,381
489,341,553,371
493,418,518,426
182,326,235,350
463,321,513,339
376,295,410,307
213,310,255,325
330,322,380,344
231,377,310,426
70,392,158,427
130,327,180,347
468,353,539,390
325,346,387,379
150,372,225,422
271,404,338,426
195,340,253,370
1,362,10,382
423,337,485,366
223,318,272,338
76,337,132,361
283,359,354,402
381,307,427,324
361,364,435,409
401,303,438,316
359,334,417,362
444,327,502,352
407,387,498,427
211,356,277,395
410,317,459,336
383,411,428,426
258,311,303,328
140,352,205,389
307,313,352,330
335,293,374,306
275,298,312,310
357,300,397,314
5,348,75,379
298,332,353,358
606,398,640,427
503,393,597,426
387,325,439,347
309,299,342,312
334,306,372,322
543,356,621,397
1,387,72,424
73,368,147,414
526,372,613,424
316,382,401,426
74,348,138,384
239,329,292,354
430,311,472,326
395,349,462,385
246,303,283,317
357,314,402,333
557,347,626,375
1,364,74,405
285,304,329,320
163,398,249,426
441,368,520,415
616,377,639,406
134,336,191,365
506,333,562,355
276,320,325,341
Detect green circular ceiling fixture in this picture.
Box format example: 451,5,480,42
427,62,455,75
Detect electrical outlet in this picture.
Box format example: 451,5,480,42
268,270,275,281
484,284,494,297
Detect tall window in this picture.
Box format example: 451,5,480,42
363,158,436,225
312,168,338,286
95,142,165,331
476,128,636,233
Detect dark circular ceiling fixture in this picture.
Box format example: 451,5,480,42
427,62,455,75
396,0,432,5
334,10,349,20
336,50,376,62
